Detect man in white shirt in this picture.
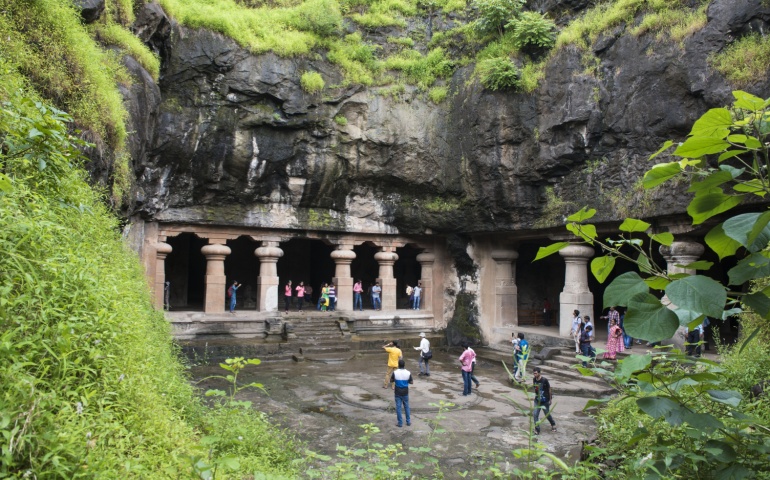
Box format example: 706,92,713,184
414,332,431,376
571,310,582,354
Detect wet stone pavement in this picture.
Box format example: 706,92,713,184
191,350,597,478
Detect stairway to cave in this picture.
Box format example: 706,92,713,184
288,314,354,363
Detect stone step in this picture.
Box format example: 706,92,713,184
298,345,352,355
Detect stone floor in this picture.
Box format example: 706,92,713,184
191,349,597,478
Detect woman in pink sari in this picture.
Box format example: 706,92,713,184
604,318,625,360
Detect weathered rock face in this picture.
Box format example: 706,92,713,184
124,0,770,235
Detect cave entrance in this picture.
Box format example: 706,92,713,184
224,236,260,311
395,245,422,309
165,233,207,311
277,238,335,307
351,243,379,309
517,241,565,326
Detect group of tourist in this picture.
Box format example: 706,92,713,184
277,279,421,313
383,333,555,434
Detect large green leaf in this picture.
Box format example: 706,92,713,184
566,222,597,243
624,292,680,342
665,276,727,319
707,390,742,408
644,276,671,290
636,396,686,425
676,260,713,271
682,411,724,431
733,90,768,111
650,232,674,246
747,210,770,247
618,218,651,233
649,140,673,160
591,256,615,283
687,190,743,224
705,223,742,260
566,206,596,222
688,108,732,138
614,354,652,384
603,272,649,308
733,179,767,197
674,308,704,327
687,170,733,194
742,291,770,318
673,136,729,158
643,162,681,188
723,212,770,252
727,253,770,285
533,242,569,261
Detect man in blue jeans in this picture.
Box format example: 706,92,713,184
532,367,557,434
372,282,382,310
390,359,413,427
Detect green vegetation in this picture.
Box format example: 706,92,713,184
428,85,449,103
0,77,300,478
710,33,770,87
508,10,556,50
383,47,454,90
536,91,770,477
334,114,348,125
477,56,520,90
92,22,161,79
301,71,326,93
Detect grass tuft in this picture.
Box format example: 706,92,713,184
300,71,326,93
710,33,770,87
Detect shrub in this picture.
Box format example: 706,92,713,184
471,0,525,37
477,56,520,90
507,11,556,50
518,59,545,93
301,71,326,93
334,114,348,125
383,47,454,89
710,33,770,87
428,85,448,103
327,33,381,85
387,35,415,47
288,0,343,36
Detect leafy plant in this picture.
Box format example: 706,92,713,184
333,114,348,126
471,0,525,38
710,33,770,88
477,56,520,90
428,85,448,103
536,90,770,478
507,11,556,50
301,71,325,93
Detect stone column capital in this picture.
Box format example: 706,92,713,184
201,244,231,258
255,244,284,261
559,244,594,260
374,251,399,264
416,252,435,264
154,242,173,256
669,240,705,259
331,248,356,262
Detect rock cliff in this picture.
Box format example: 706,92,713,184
122,0,770,235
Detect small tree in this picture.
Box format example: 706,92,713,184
472,0,525,38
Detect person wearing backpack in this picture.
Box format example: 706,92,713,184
532,367,557,435
227,281,240,314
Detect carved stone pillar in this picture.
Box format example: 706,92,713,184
492,249,518,327
416,252,435,312
201,243,231,313
375,247,399,311
255,242,283,312
660,240,705,349
559,245,594,337
153,242,172,311
331,245,356,311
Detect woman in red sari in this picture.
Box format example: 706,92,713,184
604,318,625,360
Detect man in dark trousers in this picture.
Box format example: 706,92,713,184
390,359,413,427
532,367,557,435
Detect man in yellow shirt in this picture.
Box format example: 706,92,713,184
382,340,403,388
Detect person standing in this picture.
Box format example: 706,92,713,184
603,306,620,338
283,280,292,314
327,283,337,311
513,333,529,382
686,319,707,357
583,315,594,342
459,342,476,396
412,284,422,310
532,367,557,435
470,347,481,389
571,310,582,354
304,284,314,307
164,281,171,311
228,280,240,314
372,282,382,311
353,279,363,311
295,281,306,312
318,283,328,311
390,359,413,427
580,325,595,367
543,298,552,326
603,318,625,360
406,285,414,309
413,332,431,376
382,341,402,389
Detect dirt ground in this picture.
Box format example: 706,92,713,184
191,350,597,478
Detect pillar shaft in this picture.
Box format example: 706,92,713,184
153,242,172,310
331,246,356,311
559,245,594,337
255,242,283,312
201,243,231,313
660,240,705,349
492,249,518,327
375,248,398,311
416,252,435,312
